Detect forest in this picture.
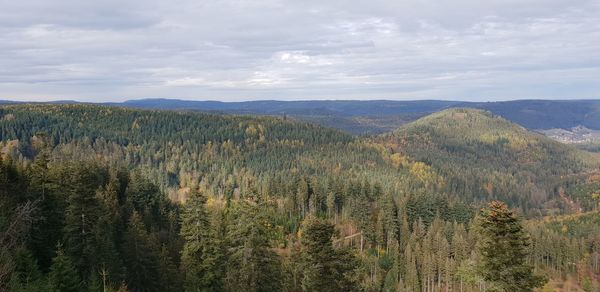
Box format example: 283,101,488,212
1,104,599,291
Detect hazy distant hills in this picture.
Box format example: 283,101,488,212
2,98,599,135
117,98,600,134
118,99,460,116
464,100,600,130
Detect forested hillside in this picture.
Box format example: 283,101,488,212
375,108,600,215
1,104,599,291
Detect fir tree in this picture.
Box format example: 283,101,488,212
299,217,358,292
225,198,282,292
475,201,546,291
180,189,221,291
122,211,160,291
62,164,103,277
9,249,48,292
158,244,181,292
48,244,80,292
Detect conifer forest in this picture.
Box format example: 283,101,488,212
1,104,599,291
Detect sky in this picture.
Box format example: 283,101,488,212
1,0,599,102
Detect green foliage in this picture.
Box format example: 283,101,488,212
122,211,161,291
381,108,599,213
158,244,181,292
225,198,283,292
48,245,80,292
299,217,358,292
180,189,222,291
9,249,48,292
475,201,546,291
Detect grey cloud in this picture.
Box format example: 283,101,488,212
0,0,599,101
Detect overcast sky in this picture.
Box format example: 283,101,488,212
1,0,599,102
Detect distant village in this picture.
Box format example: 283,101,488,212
541,126,600,143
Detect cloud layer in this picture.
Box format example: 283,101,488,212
1,0,599,101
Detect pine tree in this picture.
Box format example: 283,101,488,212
299,217,357,292
403,243,419,291
225,199,282,292
180,189,222,291
92,179,125,285
122,211,160,291
297,178,310,217
48,244,81,292
475,201,546,291
87,271,103,292
158,244,181,292
62,164,103,277
9,249,48,292
27,151,64,271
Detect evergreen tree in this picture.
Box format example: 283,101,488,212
87,271,103,292
62,164,104,277
8,249,48,292
48,244,80,292
299,217,358,292
122,211,160,291
180,189,222,291
158,244,181,292
225,199,282,292
28,151,64,271
92,180,125,286
475,201,546,291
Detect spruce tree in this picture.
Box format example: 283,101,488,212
475,201,546,291
27,151,64,271
91,179,125,286
62,164,103,277
9,249,48,292
180,189,221,291
122,211,160,291
299,217,357,292
225,199,282,292
48,244,80,292
158,244,181,292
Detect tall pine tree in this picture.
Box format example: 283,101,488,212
225,198,282,292
122,211,160,291
475,201,546,291
48,244,80,292
299,217,358,292
180,189,223,291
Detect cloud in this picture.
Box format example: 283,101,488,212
0,0,599,101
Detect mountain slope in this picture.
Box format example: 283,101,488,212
0,104,415,205
373,108,600,213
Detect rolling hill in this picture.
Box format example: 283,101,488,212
372,108,600,213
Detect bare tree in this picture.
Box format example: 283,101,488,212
0,200,39,288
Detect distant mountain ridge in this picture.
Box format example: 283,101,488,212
117,98,460,116
2,98,599,134
117,98,600,132
463,100,600,130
